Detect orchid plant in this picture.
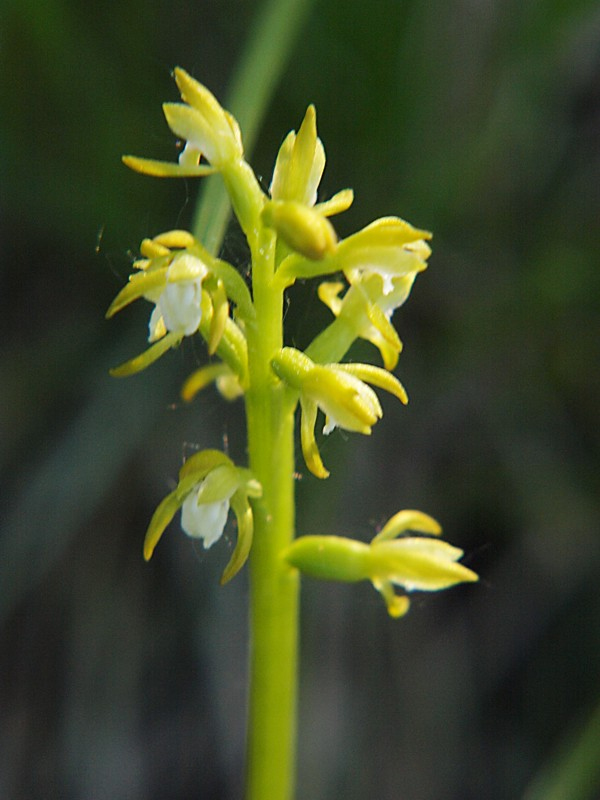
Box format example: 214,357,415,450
107,67,478,800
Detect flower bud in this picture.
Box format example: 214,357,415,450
262,200,337,260
270,105,325,206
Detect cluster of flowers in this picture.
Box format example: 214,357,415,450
108,68,476,613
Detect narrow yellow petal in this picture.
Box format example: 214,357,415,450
153,230,196,249
342,217,432,250
220,493,254,585
194,464,240,504
370,538,479,591
315,188,354,218
300,398,330,479
332,362,408,405
365,300,403,348
371,579,411,618
372,510,442,543
317,281,344,315
178,449,233,484
173,67,231,137
109,332,182,377
105,267,168,318
140,239,170,259
181,363,230,402
162,103,220,164
143,489,184,561
122,155,216,178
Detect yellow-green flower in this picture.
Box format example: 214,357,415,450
338,216,431,294
318,271,417,370
263,104,353,260
122,67,243,178
106,229,252,385
271,347,407,478
283,510,478,618
143,449,262,584
275,213,430,291
106,233,209,376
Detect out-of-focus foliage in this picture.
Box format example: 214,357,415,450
1,1,600,799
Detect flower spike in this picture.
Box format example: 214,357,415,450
109,72,477,642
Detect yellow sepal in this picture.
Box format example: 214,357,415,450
122,155,216,178
333,362,408,405
220,492,254,585
372,510,442,543
300,398,330,479
109,331,183,377
105,267,169,318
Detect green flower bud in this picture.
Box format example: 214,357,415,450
263,200,337,260
270,105,325,206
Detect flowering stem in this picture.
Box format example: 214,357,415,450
107,0,479,791
244,228,299,800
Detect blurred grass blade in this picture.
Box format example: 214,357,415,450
192,0,316,253
523,699,600,800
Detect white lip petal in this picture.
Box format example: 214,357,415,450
157,280,202,335
149,256,207,338
181,494,230,549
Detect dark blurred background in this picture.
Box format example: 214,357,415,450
2,1,600,798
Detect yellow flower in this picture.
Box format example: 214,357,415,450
338,216,432,294
275,214,430,292
122,67,243,178
143,449,262,584
270,104,325,206
271,347,407,478
318,271,417,370
263,105,353,260
105,229,253,381
105,232,209,376
283,510,478,618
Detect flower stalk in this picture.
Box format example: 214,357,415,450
244,226,300,800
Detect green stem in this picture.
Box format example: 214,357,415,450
186,3,317,795
244,228,299,800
